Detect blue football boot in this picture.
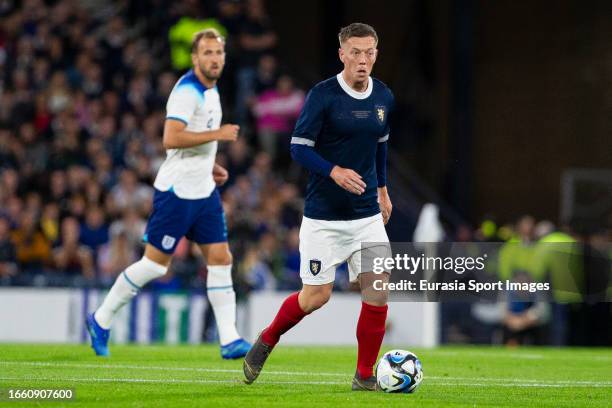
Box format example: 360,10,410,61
86,313,110,357
221,338,252,359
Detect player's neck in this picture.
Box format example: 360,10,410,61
194,67,217,89
341,70,368,93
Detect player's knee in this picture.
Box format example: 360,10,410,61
360,271,389,306
144,244,172,267
361,286,388,306
207,248,232,265
124,256,169,289
143,256,168,277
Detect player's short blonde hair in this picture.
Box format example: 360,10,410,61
338,23,378,46
191,28,225,54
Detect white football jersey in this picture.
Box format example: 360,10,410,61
154,70,222,199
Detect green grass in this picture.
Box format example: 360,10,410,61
0,344,610,407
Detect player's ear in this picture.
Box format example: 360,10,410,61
191,52,197,66
338,47,345,63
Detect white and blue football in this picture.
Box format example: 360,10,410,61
376,349,423,393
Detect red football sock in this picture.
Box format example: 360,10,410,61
356,302,388,379
261,292,308,346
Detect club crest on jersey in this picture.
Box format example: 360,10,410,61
161,235,176,250
375,105,386,124
309,259,322,276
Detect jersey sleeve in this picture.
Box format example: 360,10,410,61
379,90,395,143
291,87,326,147
165,85,202,125
376,140,388,187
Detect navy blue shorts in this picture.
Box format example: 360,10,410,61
143,188,228,254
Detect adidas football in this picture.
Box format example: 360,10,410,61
376,349,423,393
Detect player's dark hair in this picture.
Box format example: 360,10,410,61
338,23,378,46
191,28,225,54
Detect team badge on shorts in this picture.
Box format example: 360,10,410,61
309,259,322,276
161,235,176,250
375,105,386,124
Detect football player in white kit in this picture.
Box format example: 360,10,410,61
87,29,252,359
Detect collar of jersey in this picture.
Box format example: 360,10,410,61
336,73,373,100
185,69,218,94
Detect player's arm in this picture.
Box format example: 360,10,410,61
377,93,393,224
162,119,239,149
164,83,239,149
290,142,365,196
376,138,392,224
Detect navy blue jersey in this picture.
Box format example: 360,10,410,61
291,74,394,220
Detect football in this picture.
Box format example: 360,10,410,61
376,349,424,393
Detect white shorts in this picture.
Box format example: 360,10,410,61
299,213,391,285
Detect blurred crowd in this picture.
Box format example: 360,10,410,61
441,214,610,347
0,0,306,291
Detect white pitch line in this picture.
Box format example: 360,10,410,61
0,376,344,386
431,351,545,360
421,382,612,388
429,351,612,361
0,361,330,377
426,377,612,385
1,361,611,387
0,376,610,388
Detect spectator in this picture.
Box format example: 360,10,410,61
11,209,51,272
0,127,19,170
1,168,20,198
97,229,138,284
226,175,260,213
252,74,304,166
238,245,276,291
46,170,70,215
109,168,153,215
224,137,252,187
52,217,94,279
67,194,87,220
18,122,48,175
503,279,550,346
40,203,60,243
168,12,227,70
235,0,278,125
0,217,18,282
254,54,278,94
3,196,23,228
92,151,116,190
258,231,283,277
109,208,146,250
79,206,110,256
277,183,302,229
84,182,105,208
278,227,300,290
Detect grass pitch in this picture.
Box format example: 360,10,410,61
0,344,610,407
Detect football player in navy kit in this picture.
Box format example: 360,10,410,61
244,23,393,391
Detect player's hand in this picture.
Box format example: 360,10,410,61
213,163,229,186
330,166,366,195
217,124,239,141
378,187,393,224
